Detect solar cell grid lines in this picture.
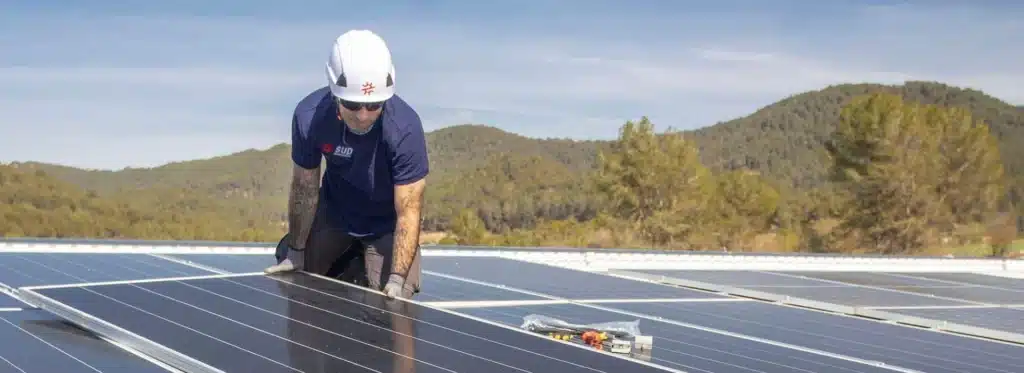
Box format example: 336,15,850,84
453,303,903,373
162,253,554,303
163,253,273,274
875,306,1024,335
0,309,171,373
4,244,1024,373
17,272,676,373
422,256,730,300
891,272,1024,288
629,269,987,307
772,271,1024,304
0,252,213,288
632,269,834,287
598,300,1024,373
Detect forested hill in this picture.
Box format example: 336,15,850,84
6,80,1022,253
684,81,1024,190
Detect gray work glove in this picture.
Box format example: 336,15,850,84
382,273,405,299
264,246,305,274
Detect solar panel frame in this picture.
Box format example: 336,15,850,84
0,309,173,373
17,272,678,373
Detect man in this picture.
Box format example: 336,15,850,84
264,29,429,301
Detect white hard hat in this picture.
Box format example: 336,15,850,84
325,30,396,103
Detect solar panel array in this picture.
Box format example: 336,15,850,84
0,247,1021,373
615,268,1024,342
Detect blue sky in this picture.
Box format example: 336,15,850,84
2,1,1022,170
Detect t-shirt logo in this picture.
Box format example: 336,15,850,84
333,145,353,158
321,143,353,158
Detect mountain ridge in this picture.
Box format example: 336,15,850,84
9,80,1023,236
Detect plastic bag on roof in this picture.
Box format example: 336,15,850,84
519,314,642,339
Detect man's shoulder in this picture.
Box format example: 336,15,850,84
293,86,334,135
381,94,424,137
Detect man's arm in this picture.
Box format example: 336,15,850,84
391,178,425,277
287,164,321,249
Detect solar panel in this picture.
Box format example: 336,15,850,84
162,253,551,302
633,269,834,287
772,271,1024,304
17,272,674,373
890,272,1024,288
739,285,977,307
452,303,900,373
601,299,1024,373
625,269,979,307
772,271,967,287
0,253,213,287
0,309,170,373
0,294,25,308
162,253,273,273
423,256,732,300
875,306,1024,335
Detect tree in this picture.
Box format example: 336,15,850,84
826,93,1007,254
712,170,781,250
593,117,715,247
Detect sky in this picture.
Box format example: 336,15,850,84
1,0,1022,170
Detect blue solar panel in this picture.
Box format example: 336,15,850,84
0,294,25,308
627,269,978,307
633,269,833,287
0,253,214,287
892,272,1024,288
601,299,1024,373
424,256,732,300
881,306,1024,335
163,253,272,273
453,303,897,373
773,271,1024,304
0,309,169,372
164,253,550,302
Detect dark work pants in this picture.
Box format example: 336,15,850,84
276,204,421,298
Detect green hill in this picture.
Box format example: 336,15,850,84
0,164,275,241
685,81,1024,190
10,80,1023,242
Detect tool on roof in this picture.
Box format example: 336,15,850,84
519,314,654,356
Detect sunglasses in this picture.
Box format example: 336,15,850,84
336,98,384,112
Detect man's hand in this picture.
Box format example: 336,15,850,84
265,244,305,273
383,273,405,298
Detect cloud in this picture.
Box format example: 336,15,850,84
1,1,1022,170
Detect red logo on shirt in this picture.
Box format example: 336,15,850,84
321,143,334,153
361,82,375,95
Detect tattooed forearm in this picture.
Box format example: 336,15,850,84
391,178,425,277
287,164,321,250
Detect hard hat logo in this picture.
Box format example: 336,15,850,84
361,82,376,96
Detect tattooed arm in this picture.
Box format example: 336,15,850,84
287,163,321,249
391,178,425,277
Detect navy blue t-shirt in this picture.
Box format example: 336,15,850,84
291,87,429,236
